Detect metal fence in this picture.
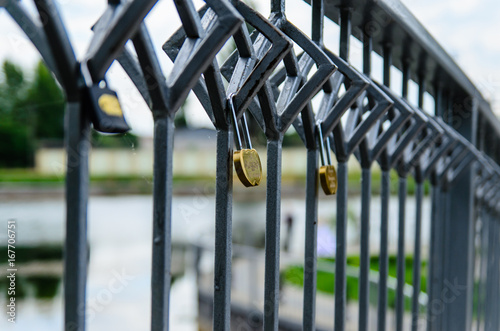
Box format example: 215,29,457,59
2,0,500,330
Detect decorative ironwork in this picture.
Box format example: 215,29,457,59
2,0,499,330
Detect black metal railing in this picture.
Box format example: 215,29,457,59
2,0,499,330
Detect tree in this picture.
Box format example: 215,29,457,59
0,60,66,167
0,60,34,167
0,60,28,119
26,61,65,141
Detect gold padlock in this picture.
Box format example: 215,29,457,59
229,94,262,187
319,164,337,195
317,125,337,195
234,148,262,187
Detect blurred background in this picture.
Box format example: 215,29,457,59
0,0,498,330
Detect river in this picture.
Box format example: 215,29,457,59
0,193,431,330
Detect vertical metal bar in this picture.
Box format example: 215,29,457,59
428,86,444,331
151,116,174,331
64,102,90,331
427,185,446,331
383,45,392,87
412,78,426,331
427,185,439,331
377,169,390,331
475,206,487,331
442,96,477,331
470,208,480,331
358,168,371,331
402,60,410,99
485,215,500,331
271,0,285,15
434,85,443,118
363,33,372,76
396,177,407,331
427,186,438,331
360,28,373,331
411,181,424,331
418,75,425,109
263,139,283,331
213,128,234,331
493,221,500,331
303,148,319,331
311,0,324,44
492,219,499,331
339,7,351,62
484,213,494,330
438,186,449,329
441,184,451,331
336,9,350,330
334,161,349,331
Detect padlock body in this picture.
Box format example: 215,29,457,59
234,148,262,187
319,165,337,195
86,85,130,134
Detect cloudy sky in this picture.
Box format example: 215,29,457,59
0,0,499,136
402,0,500,112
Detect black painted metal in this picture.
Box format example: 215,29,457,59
358,168,371,331
378,169,390,331
335,161,349,331
303,148,319,331
396,177,407,331
412,181,424,331
3,0,500,330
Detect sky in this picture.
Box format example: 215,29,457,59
0,0,499,136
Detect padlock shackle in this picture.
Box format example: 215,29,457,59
317,124,328,166
325,135,333,165
228,94,243,151
241,113,253,150
228,93,253,150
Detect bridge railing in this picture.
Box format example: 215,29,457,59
2,0,499,330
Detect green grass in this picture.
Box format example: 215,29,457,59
282,255,428,310
0,169,64,183
346,169,431,196
0,169,213,183
0,168,431,195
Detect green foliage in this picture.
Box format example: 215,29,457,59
0,120,35,167
174,109,188,128
0,60,66,167
282,130,305,147
0,61,35,167
26,61,65,141
3,61,24,88
0,60,28,119
0,245,63,264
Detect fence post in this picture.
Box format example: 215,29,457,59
484,211,500,330
64,101,90,331
441,96,478,331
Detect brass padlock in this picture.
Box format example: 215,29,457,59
86,83,130,134
319,164,338,195
234,148,262,187
229,94,262,187
318,125,337,195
